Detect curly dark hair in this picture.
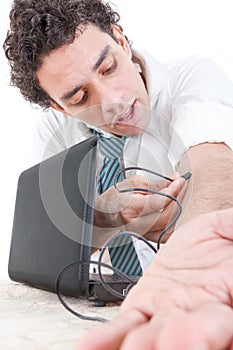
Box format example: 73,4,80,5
3,0,121,109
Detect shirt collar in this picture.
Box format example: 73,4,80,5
132,49,175,108
77,120,117,139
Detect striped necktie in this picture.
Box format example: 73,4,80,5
93,131,143,277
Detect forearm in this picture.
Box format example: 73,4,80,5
178,142,233,223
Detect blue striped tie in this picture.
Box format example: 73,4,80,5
93,131,143,277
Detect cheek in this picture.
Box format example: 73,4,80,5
125,66,148,97
72,105,104,125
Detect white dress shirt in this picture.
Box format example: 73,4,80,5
33,49,233,270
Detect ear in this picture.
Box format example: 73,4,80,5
111,25,132,59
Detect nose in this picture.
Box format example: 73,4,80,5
95,81,122,105
93,83,127,122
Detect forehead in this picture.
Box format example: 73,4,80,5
66,25,115,60
40,25,116,74
36,25,118,97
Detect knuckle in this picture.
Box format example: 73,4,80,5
129,174,145,185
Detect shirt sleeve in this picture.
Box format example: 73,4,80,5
168,56,233,165
32,109,90,163
32,109,68,162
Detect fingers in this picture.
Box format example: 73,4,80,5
123,177,185,217
120,303,233,350
129,196,179,243
77,308,148,350
117,173,179,193
79,209,233,350
154,304,233,350
78,302,233,350
144,180,188,242
144,229,171,243
117,176,185,236
94,174,186,235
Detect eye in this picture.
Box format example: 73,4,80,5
103,60,117,76
72,91,88,106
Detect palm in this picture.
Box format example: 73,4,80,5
78,209,233,350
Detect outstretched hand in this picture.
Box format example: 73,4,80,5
78,208,233,350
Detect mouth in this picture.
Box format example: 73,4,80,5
115,102,135,125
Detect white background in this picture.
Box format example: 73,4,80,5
1,0,233,280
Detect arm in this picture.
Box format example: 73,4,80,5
91,142,233,248
178,142,233,223
77,208,233,350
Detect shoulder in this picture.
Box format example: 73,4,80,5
37,108,68,132
168,55,230,89
163,55,233,104
33,109,91,161
36,108,90,140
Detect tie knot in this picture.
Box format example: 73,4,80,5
91,130,127,159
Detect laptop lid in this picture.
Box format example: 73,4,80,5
8,136,98,298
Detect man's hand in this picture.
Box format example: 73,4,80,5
93,174,186,247
78,208,233,350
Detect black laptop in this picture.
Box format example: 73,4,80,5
8,136,130,302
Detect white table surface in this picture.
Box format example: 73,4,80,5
0,280,119,350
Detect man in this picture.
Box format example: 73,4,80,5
77,207,233,349
3,1,233,268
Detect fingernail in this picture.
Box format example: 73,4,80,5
181,172,192,180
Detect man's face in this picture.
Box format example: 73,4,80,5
37,24,151,136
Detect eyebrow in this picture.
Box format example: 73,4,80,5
61,84,83,101
93,44,111,71
60,44,112,102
